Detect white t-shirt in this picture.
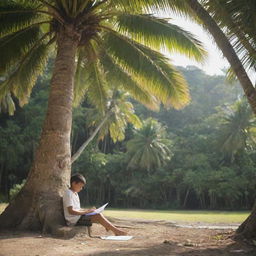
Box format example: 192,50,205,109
63,188,81,225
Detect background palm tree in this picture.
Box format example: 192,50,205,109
0,0,205,233
186,0,256,114
218,99,255,162
126,118,172,171
184,0,256,239
71,90,142,164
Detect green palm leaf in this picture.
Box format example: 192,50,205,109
115,0,191,15
74,40,108,111
116,13,206,61
0,1,41,38
85,60,108,114
204,0,256,72
0,26,41,75
127,118,172,171
100,52,159,110
85,90,142,143
73,49,89,106
103,30,190,109
0,93,15,116
218,99,255,162
0,42,50,105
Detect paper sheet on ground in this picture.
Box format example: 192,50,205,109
85,203,108,216
100,236,133,241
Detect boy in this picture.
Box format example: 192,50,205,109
63,173,126,236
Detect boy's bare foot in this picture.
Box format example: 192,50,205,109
114,230,127,236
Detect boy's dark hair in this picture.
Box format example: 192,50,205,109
70,173,86,184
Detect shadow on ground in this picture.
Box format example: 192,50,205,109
86,240,256,256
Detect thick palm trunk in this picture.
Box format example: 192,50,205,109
186,0,256,239
186,0,256,115
0,26,79,234
236,203,256,239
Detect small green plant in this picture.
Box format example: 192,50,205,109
9,180,26,200
213,234,224,241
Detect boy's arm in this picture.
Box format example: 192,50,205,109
67,206,95,215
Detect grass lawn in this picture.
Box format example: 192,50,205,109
0,203,249,223
105,209,249,223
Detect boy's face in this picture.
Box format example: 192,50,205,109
71,181,85,192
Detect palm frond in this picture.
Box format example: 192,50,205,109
0,26,41,75
126,118,171,170
0,1,42,38
103,30,190,109
85,90,142,143
0,42,50,106
100,52,159,110
85,60,108,114
204,0,256,72
73,49,89,106
123,109,142,129
218,99,253,161
114,0,191,16
116,13,206,62
109,118,126,142
225,67,237,83
74,41,108,110
0,93,16,116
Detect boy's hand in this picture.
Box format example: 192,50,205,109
83,208,95,214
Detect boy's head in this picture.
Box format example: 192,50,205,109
70,173,86,192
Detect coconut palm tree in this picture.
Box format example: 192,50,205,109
126,118,172,171
218,100,256,239
0,0,205,233
186,0,256,114
218,99,255,162
184,0,256,239
71,90,142,164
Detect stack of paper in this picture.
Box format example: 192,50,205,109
100,236,133,241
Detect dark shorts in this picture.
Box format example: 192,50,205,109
76,215,92,226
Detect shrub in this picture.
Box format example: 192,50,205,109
9,180,26,200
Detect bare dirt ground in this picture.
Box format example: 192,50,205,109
0,218,255,256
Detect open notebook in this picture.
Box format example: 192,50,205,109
84,203,108,216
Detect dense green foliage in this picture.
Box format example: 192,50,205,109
1,66,255,210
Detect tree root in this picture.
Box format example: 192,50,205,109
52,225,94,239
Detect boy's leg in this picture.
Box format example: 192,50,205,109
76,215,93,237
90,213,127,236
76,215,92,227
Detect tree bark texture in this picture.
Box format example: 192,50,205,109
186,0,256,115
236,202,256,239
186,0,256,239
0,25,79,234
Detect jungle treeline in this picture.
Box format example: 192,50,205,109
1,65,255,210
